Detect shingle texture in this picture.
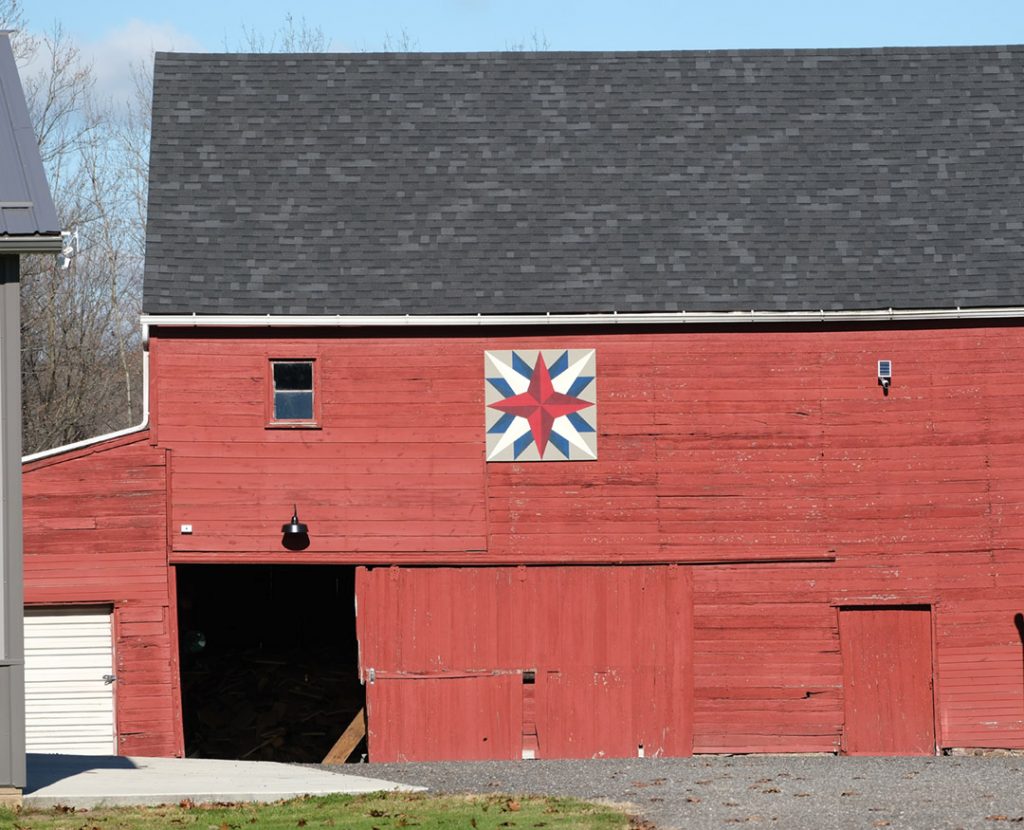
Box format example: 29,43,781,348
0,33,60,242
145,47,1024,315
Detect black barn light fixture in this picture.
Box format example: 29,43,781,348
282,505,308,536
281,505,310,551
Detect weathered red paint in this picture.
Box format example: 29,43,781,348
20,321,1024,758
22,434,181,757
150,325,1024,566
357,565,693,761
839,606,935,755
369,674,523,761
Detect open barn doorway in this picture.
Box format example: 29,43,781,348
175,564,364,763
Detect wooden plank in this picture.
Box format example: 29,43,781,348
357,565,692,762
321,707,366,765
26,324,1024,757
23,437,177,758
839,607,935,756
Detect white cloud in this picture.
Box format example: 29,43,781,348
88,19,203,104
25,19,204,109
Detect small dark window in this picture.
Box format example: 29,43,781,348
272,361,314,421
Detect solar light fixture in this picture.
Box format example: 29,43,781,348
878,360,892,395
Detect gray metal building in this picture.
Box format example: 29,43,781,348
0,30,62,802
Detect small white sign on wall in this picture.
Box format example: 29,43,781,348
484,349,597,462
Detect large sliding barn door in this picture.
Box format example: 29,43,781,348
357,565,693,762
839,605,935,756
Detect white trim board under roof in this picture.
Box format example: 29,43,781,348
140,306,1024,334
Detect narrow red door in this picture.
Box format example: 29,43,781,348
839,606,935,755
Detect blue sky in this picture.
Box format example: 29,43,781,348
23,1,1024,101
30,0,1024,53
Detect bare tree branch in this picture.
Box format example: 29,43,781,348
232,12,330,53
16,11,411,452
0,0,37,64
382,28,419,52
19,21,142,453
505,30,551,52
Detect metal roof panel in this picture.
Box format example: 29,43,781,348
0,33,60,243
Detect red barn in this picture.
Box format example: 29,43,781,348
22,47,1024,761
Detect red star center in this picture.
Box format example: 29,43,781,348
489,353,593,456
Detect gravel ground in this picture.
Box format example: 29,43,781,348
318,755,1024,829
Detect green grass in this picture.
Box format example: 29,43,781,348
0,792,631,830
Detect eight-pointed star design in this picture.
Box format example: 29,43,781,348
488,352,594,457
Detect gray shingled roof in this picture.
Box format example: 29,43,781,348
0,32,60,251
145,46,1024,315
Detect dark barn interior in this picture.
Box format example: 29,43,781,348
176,564,364,762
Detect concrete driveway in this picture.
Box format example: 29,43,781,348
25,753,421,809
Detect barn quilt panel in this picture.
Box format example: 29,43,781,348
484,349,597,462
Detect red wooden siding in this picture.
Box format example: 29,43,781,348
935,578,1024,749
153,325,1024,566
356,565,693,761
149,323,1024,754
692,564,843,753
693,557,1024,752
154,335,486,557
21,321,1024,758
369,674,523,761
22,435,180,757
839,606,935,755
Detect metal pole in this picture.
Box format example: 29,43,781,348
0,254,25,792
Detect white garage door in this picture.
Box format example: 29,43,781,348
24,607,116,754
